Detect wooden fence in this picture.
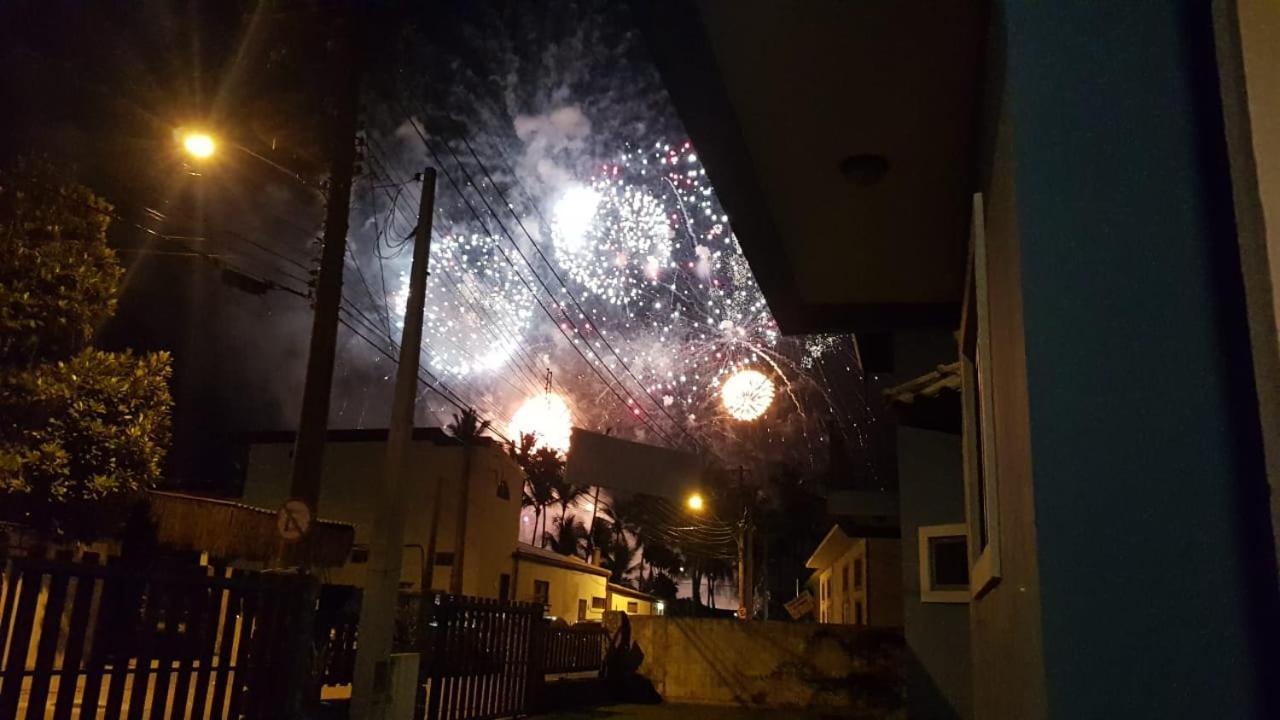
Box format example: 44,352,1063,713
0,555,316,720
396,592,614,720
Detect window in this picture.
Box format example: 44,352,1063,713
919,524,970,603
627,601,639,614
591,596,607,610
841,565,849,592
577,598,587,621
349,546,369,564
854,600,864,626
498,574,511,602
853,558,864,591
533,580,550,607
961,192,1002,597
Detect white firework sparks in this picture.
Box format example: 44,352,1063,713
551,179,673,305
392,233,535,377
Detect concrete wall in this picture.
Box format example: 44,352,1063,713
992,1,1279,717
241,438,522,598
630,617,903,714
968,19,1048,716
898,426,972,720
512,556,608,624
1217,0,1280,574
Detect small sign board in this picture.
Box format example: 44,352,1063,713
276,499,312,542
784,591,815,620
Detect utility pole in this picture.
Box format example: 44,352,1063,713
285,14,362,538
351,169,438,720
736,465,754,619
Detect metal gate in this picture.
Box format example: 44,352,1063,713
0,555,314,720
402,592,612,720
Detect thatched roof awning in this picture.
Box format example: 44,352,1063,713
147,491,354,567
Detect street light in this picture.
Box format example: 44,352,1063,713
181,131,216,160
686,492,704,512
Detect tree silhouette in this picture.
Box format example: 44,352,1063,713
0,160,172,539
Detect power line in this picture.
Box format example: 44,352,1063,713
451,133,709,455
395,112,682,448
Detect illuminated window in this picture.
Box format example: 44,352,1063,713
533,580,550,607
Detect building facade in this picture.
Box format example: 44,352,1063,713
512,543,611,623
806,523,902,628
240,428,523,598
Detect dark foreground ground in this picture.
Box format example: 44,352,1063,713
539,705,854,720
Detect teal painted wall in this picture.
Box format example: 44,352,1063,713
1004,2,1279,717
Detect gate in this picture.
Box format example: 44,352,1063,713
0,555,314,720
413,594,544,720
402,592,613,720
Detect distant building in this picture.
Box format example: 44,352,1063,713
512,543,610,623
806,521,902,628
607,582,663,616
240,428,522,598
510,543,661,623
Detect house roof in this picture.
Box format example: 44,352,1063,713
882,362,963,433
147,490,354,567
608,582,659,603
513,543,611,578
883,362,962,405
632,0,983,335
805,520,901,570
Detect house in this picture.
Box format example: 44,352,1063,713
805,521,902,628
607,582,663,617
637,1,1280,717
512,543,611,623
239,428,523,598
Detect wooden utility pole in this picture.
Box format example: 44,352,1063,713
351,169,438,720
285,18,362,532
736,465,754,619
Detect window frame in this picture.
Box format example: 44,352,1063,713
918,523,971,603
960,192,1003,598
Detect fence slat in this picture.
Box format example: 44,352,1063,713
167,579,204,720
125,576,166,720
187,575,224,720
23,564,69,718
53,570,98,720
207,578,245,720
0,567,42,720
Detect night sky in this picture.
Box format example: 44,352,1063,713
1,0,888,492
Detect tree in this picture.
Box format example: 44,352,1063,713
446,407,491,593
544,514,587,557
509,434,561,548
0,160,173,539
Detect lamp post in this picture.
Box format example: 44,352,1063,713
684,484,753,619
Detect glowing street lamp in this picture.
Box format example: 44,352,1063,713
181,131,217,160
686,492,705,512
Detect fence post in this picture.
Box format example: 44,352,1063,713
272,570,321,719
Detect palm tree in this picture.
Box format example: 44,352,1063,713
545,514,588,557
510,440,564,548
600,536,640,584
447,408,491,593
